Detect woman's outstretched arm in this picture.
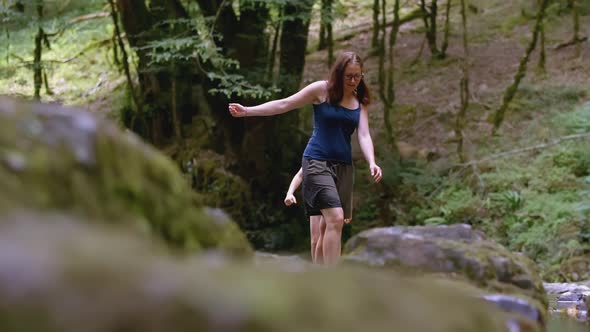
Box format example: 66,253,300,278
229,81,325,117
357,105,383,183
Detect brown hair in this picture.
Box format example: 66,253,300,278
326,51,371,106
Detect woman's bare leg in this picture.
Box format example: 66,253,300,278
320,207,344,265
309,216,323,264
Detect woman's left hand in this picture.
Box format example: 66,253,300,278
370,163,382,183
228,103,248,117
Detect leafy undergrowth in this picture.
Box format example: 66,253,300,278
329,0,590,280
353,96,590,281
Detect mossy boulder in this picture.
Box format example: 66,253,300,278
0,97,251,255
0,214,541,332
343,224,547,309
174,148,306,251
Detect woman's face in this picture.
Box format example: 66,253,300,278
342,63,363,93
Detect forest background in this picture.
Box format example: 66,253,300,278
1,0,590,281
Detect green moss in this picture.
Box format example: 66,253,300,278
0,99,251,256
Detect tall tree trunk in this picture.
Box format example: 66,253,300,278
3,1,8,66
109,0,142,129
266,7,282,81
455,0,470,162
536,0,546,73
570,0,581,56
377,0,401,224
319,0,327,50
33,0,44,100
379,0,400,148
116,0,197,145
115,0,157,141
270,0,313,165
420,0,441,59
171,73,182,141
278,1,313,97
372,0,380,50
440,0,452,58
537,16,546,73
43,69,52,95
492,0,549,135
325,0,334,66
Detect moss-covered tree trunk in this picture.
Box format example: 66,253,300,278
116,0,198,145
569,0,581,56
197,0,272,166
372,0,380,50
375,0,402,224
108,0,142,128
267,0,313,178
455,0,470,162
492,0,549,135
378,0,401,148
33,0,44,101
266,6,283,82
319,0,327,50
536,0,546,73
420,0,441,59
325,0,334,66
440,0,452,58
198,0,311,241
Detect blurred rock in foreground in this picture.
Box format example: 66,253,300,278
0,214,540,332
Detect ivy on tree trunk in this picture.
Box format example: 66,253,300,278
492,0,550,135
455,0,470,162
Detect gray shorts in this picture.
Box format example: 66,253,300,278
302,158,354,219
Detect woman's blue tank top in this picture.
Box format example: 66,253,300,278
303,101,361,165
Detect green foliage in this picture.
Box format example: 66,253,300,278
0,0,116,104
552,144,590,177
407,102,590,279
208,72,280,99
507,84,586,115
553,101,590,134
421,186,482,225
499,13,530,35
354,198,379,224
489,190,524,212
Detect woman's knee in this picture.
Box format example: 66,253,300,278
325,215,344,231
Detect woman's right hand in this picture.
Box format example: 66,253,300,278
228,103,247,117
284,193,297,206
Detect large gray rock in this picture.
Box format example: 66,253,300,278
0,215,540,332
343,224,546,309
0,97,251,255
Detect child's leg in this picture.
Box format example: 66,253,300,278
314,216,326,264
309,215,323,264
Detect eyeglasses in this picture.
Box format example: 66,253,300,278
344,73,364,82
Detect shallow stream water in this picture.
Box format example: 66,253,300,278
547,315,589,332
547,293,589,332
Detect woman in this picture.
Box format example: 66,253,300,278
229,51,382,265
